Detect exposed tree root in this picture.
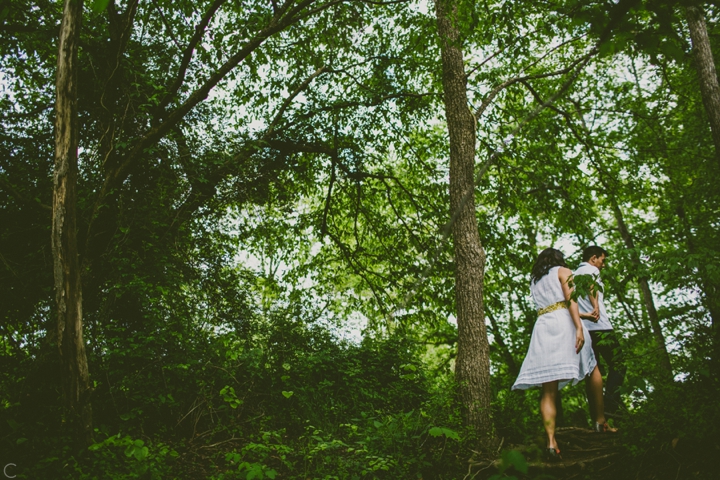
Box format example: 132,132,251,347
467,426,625,478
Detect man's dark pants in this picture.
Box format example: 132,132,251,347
589,329,626,413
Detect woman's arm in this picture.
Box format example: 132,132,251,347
559,267,585,354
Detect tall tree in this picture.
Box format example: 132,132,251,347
684,4,720,373
685,4,720,169
53,0,92,447
45,0,357,446
434,0,496,447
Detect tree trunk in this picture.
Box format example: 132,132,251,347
434,0,496,448
53,0,92,448
686,5,720,169
610,202,674,382
679,7,720,373
676,205,720,376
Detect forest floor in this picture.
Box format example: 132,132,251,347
468,427,717,480
537,427,622,474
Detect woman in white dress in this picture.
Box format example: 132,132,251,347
512,248,614,460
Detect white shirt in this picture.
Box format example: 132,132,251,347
574,262,613,331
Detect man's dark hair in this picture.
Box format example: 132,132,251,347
582,245,609,262
531,248,568,284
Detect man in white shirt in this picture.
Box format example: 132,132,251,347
576,246,625,415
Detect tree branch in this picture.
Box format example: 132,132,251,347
107,0,321,190
326,231,391,318
473,49,596,121
0,175,52,212
485,308,518,375
321,148,337,238
266,65,326,138
156,0,228,113
149,0,182,51
84,0,326,252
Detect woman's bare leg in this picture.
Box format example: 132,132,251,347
541,381,559,449
586,365,607,424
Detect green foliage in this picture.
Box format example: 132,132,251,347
221,386,244,409
220,431,289,479
428,426,460,441
77,434,179,479
568,272,603,303
2,0,720,478
623,378,720,454
90,0,111,14
207,395,466,479
489,449,529,480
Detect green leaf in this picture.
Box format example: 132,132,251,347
659,41,685,63
246,463,264,480
135,446,149,461
429,426,459,440
90,0,110,13
281,391,294,398
501,449,528,474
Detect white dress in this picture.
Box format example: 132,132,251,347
512,266,597,390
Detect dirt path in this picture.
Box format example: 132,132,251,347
468,427,624,479
531,427,623,474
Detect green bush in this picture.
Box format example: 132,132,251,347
72,434,179,480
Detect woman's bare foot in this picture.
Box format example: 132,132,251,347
594,421,618,433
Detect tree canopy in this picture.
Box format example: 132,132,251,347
1,0,719,478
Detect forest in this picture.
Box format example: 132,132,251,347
1,0,719,478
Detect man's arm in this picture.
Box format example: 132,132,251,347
577,277,600,321
587,289,600,321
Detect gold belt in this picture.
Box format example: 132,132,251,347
537,301,568,316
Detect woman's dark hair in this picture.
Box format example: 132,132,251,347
531,248,567,284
